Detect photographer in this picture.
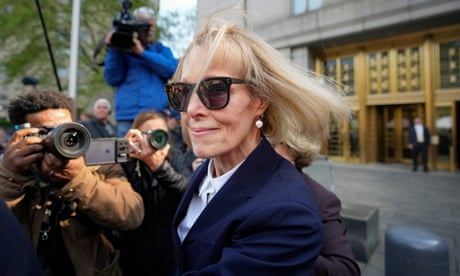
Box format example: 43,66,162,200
0,90,144,275
104,5,178,137
118,110,188,276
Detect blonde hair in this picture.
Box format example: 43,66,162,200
173,9,350,166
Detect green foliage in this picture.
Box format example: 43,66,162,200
0,1,195,113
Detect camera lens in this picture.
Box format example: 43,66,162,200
146,129,169,150
44,123,91,159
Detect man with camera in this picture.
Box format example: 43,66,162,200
104,5,178,137
0,90,144,275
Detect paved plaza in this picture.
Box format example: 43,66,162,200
304,159,460,276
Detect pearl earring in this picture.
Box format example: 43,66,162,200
255,119,263,129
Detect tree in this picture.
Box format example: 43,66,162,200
0,0,195,115
158,8,196,58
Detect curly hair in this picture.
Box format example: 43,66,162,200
8,90,75,125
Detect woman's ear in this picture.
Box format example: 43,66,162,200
256,99,269,116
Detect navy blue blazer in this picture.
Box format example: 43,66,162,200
0,200,43,276
408,124,431,146
172,138,323,275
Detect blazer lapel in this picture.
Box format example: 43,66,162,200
184,138,282,240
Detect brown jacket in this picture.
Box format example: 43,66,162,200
0,164,144,276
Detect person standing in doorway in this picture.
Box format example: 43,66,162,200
408,116,431,172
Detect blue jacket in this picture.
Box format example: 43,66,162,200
173,138,323,275
104,42,177,121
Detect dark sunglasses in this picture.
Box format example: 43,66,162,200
164,77,251,112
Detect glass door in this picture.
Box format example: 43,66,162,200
382,105,418,163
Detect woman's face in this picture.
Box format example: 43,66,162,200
180,46,267,173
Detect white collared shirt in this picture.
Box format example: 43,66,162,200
415,124,424,143
177,159,244,242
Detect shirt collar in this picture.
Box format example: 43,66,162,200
198,158,244,198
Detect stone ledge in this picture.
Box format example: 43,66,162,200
341,202,380,262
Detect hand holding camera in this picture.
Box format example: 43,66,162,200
3,123,91,187
107,0,152,53
2,126,45,175
125,128,170,171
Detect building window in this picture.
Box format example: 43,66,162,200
350,112,360,158
397,47,421,92
324,57,355,96
292,0,322,15
368,51,390,94
435,106,452,162
327,119,344,157
440,40,460,89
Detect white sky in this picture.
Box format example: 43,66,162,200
160,0,197,12
157,0,197,58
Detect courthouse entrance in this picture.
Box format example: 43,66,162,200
376,104,421,163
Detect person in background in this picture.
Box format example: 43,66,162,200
0,90,144,275
164,9,350,275
162,109,197,179
273,142,361,275
104,6,178,137
78,112,93,122
81,98,117,138
119,110,188,276
0,199,44,276
408,116,431,172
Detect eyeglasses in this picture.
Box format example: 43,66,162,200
164,77,251,112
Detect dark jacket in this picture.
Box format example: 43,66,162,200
0,199,43,276
173,138,323,275
0,164,144,276
81,118,117,138
408,124,431,147
120,159,188,276
302,173,361,276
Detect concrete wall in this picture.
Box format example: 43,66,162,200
196,0,460,49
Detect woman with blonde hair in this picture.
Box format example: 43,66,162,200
165,9,350,275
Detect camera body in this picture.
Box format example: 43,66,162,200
17,122,130,165
17,123,167,165
24,122,91,160
84,138,130,165
109,0,150,52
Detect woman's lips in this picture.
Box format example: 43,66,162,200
191,127,218,136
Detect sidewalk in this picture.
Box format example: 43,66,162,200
304,160,460,276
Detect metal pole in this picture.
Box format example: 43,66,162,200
68,0,81,99
35,0,63,91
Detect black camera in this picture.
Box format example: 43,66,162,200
84,138,130,165
109,0,151,52
23,122,91,159
144,129,169,150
